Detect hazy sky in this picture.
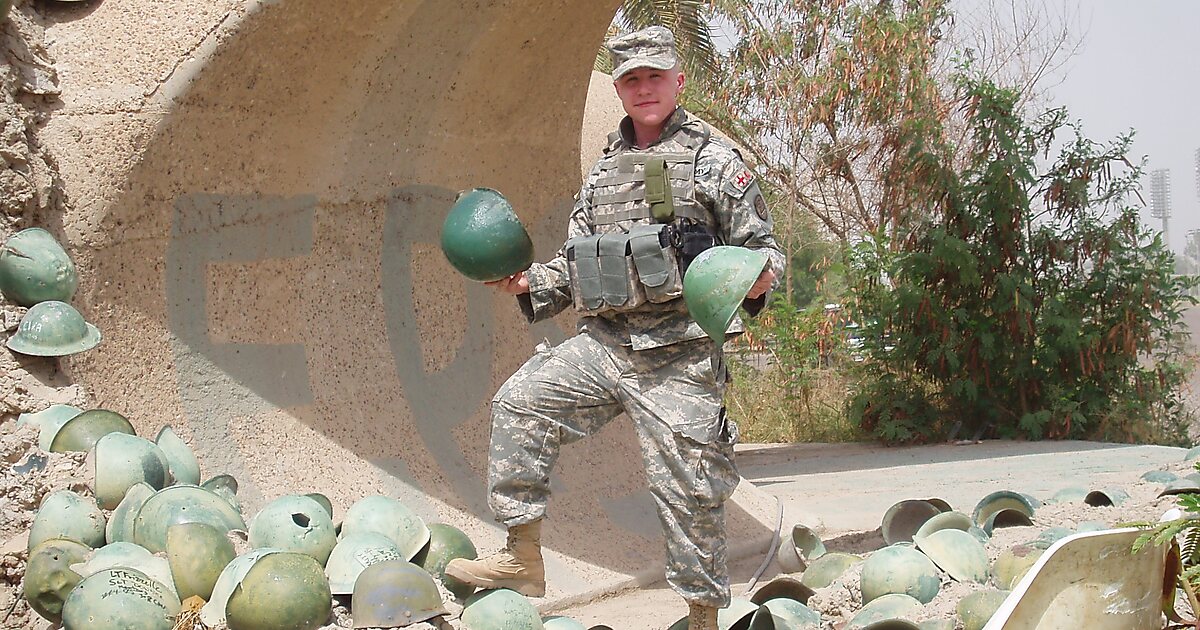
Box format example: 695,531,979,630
1032,1,1200,253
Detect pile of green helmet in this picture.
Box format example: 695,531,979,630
767,490,1113,630
0,227,101,358
16,403,603,629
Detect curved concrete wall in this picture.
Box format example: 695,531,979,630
37,0,776,604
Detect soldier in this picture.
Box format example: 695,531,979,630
445,26,785,628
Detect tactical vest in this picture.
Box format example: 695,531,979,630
589,118,714,229
566,117,718,316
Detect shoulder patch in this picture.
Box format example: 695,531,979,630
754,193,769,220
724,167,756,199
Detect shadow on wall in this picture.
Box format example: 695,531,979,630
72,0,773,586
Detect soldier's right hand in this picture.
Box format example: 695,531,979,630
485,271,530,295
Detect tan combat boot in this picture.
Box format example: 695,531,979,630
444,519,545,597
687,602,718,630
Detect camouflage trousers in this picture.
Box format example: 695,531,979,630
487,332,740,607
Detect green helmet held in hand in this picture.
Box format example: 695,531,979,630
441,188,534,282
683,245,768,343
7,300,100,357
351,559,447,628
0,227,78,306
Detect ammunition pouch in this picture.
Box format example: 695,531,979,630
676,223,717,276
566,224,684,315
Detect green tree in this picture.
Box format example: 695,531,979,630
846,76,1198,444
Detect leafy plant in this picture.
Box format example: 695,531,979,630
845,75,1198,444
1133,464,1200,627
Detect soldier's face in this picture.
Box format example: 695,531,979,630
614,67,684,130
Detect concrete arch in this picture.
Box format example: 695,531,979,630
40,0,777,605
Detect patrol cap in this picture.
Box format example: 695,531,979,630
606,26,679,80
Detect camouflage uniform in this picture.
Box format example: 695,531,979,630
487,32,785,609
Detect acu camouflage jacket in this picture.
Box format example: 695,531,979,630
520,108,786,350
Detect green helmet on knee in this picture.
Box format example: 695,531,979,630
351,559,447,628
7,301,100,357
682,246,769,343
0,228,78,306
440,188,535,282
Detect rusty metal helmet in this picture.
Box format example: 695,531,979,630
351,559,447,628
60,566,181,630
23,537,90,623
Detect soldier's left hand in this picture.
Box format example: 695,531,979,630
746,268,775,300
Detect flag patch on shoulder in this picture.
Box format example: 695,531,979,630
725,168,755,198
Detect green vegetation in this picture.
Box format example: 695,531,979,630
1133,464,1200,626
846,77,1197,444
612,0,1197,445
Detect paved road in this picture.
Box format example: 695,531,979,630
736,440,1187,534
